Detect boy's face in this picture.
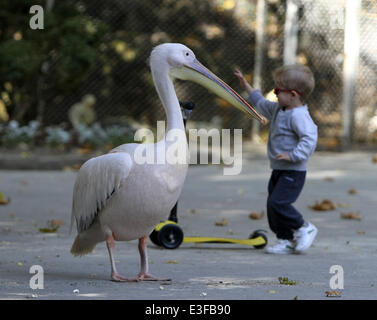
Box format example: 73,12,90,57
276,90,291,107
274,87,303,108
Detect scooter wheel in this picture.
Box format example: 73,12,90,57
249,229,268,249
149,229,161,246
158,224,184,249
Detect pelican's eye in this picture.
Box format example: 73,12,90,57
185,52,190,57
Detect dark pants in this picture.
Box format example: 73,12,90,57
267,170,306,240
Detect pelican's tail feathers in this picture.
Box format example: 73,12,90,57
70,222,105,256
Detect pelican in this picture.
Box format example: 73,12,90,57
70,43,266,282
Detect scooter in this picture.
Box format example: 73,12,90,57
149,101,268,250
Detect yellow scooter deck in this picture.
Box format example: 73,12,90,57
183,236,266,247
152,221,267,249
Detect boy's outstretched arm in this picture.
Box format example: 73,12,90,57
234,69,255,95
234,69,276,121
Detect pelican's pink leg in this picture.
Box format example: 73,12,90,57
106,233,137,282
136,236,171,281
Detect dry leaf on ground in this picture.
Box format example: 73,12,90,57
348,189,357,195
215,218,228,226
309,199,336,211
0,192,11,205
372,154,377,163
278,277,296,285
340,212,361,221
325,290,342,297
39,219,63,233
249,211,264,220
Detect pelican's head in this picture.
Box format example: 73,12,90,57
150,43,266,124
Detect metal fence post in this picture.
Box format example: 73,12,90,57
251,0,266,142
342,0,361,148
283,0,299,65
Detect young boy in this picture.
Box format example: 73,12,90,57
235,65,318,254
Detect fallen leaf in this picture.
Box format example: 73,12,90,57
325,290,342,297
309,199,335,211
372,154,377,163
39,219,63,233
227,229,234,235
268,290,276,294
348,189,357,195
187,209,196,214
249,211,264,220
324,177,334,182
340,212,361,221
165,260,178,264
17,262,23,267
357,230,365,235
0,192,11,205
215,218,228,226
278,277,296,285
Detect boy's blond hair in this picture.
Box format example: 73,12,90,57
273,65,315,101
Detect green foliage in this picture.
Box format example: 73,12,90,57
0,40,43,82
0,0,108,122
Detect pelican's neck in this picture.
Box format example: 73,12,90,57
153,69,185,133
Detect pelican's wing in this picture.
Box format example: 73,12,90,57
70,152,133,233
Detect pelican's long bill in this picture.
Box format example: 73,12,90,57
170,59,267,125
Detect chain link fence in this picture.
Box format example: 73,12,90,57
2,0,376,150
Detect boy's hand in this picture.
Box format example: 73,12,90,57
234,69,255,95
276,153,291,161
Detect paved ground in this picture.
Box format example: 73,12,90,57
0,144,377,300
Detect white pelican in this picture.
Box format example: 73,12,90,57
70,43,266,282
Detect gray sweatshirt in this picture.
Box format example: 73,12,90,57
248,90,318,171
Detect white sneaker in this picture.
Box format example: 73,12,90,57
294,222,318,253
265,239,295,254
